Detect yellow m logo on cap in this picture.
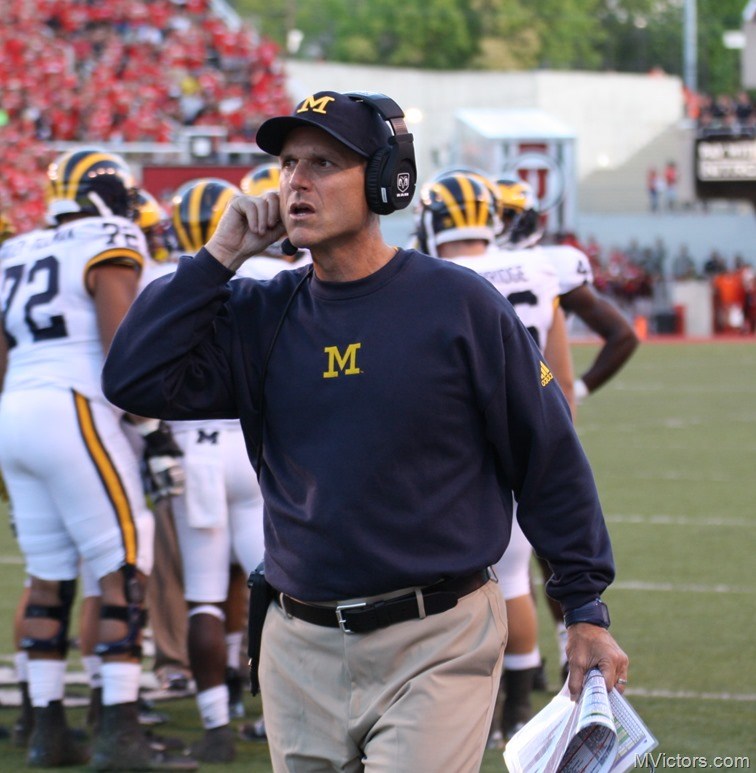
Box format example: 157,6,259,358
297,95,336,115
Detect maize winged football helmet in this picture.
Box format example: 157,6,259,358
415,172,497,257
240,162,280,197
136,189,178,263
495,177,541,247
45,148,138,222
171,178,240,253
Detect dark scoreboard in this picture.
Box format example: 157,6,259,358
694,133,756,207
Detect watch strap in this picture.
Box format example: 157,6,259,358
564,598,610,629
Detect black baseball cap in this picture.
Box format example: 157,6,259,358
255,90,391,158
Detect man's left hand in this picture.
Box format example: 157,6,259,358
565,624,629,700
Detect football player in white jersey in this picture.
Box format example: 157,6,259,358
415,172,575,744
164,177,277,763
0,149,192,770
495,177,639,403
496,176,639,683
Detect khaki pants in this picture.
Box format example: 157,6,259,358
260,580,507,773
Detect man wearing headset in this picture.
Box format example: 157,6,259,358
102,90,628,771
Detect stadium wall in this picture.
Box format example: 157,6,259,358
283,61,684,184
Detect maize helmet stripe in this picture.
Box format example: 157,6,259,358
48,150,79,200
496,178,534,213
240,163,280,196
46,150,78,200
414,172,496,255
172,197,193,253
47,153,71,201
65,152,127,201
457,174,489,228
457,174,479,226
188,182,206,252
172,178,241,253
432,179,468,229
46,148,137,221
136,189,164,231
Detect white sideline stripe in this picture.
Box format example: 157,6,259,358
606,514,753,527
632,471,739,482
614,383,756,395
1,571,735,597
613,580,754,594
626,687,756,702
2,665,752,703
0,555,23,565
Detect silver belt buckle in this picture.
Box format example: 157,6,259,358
335,601,367,634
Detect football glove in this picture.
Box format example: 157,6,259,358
134,418,185,500
573,378,590,405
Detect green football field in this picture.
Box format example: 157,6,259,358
0,340,754,770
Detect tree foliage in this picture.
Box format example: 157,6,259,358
236,0,747,93
697,0,747,95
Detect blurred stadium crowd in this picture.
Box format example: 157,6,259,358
1,0,290,232
693,91,756,136
556,232,756,335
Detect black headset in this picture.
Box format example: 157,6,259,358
344,92,417,215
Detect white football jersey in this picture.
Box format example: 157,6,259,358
451,247,560,352
238,253,312,280
0,216,147,398
140,252,310,290
139,254,177,290
530,243,594,297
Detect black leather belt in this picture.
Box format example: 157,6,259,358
273,569,490,634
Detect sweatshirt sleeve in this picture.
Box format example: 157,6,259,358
484,312,615,611
102,249,240,420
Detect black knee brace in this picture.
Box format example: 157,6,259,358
94,564,147,659
20,578,77,657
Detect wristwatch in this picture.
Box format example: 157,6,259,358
564,598,611,629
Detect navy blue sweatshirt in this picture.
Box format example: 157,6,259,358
102,248,614,607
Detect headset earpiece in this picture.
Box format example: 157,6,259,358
345,92,417,215
364,147,393,215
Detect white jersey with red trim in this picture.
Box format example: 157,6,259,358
530,243,594,297
452,246,560,352
0,216,146,398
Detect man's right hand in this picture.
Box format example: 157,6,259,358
206,193,287,272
